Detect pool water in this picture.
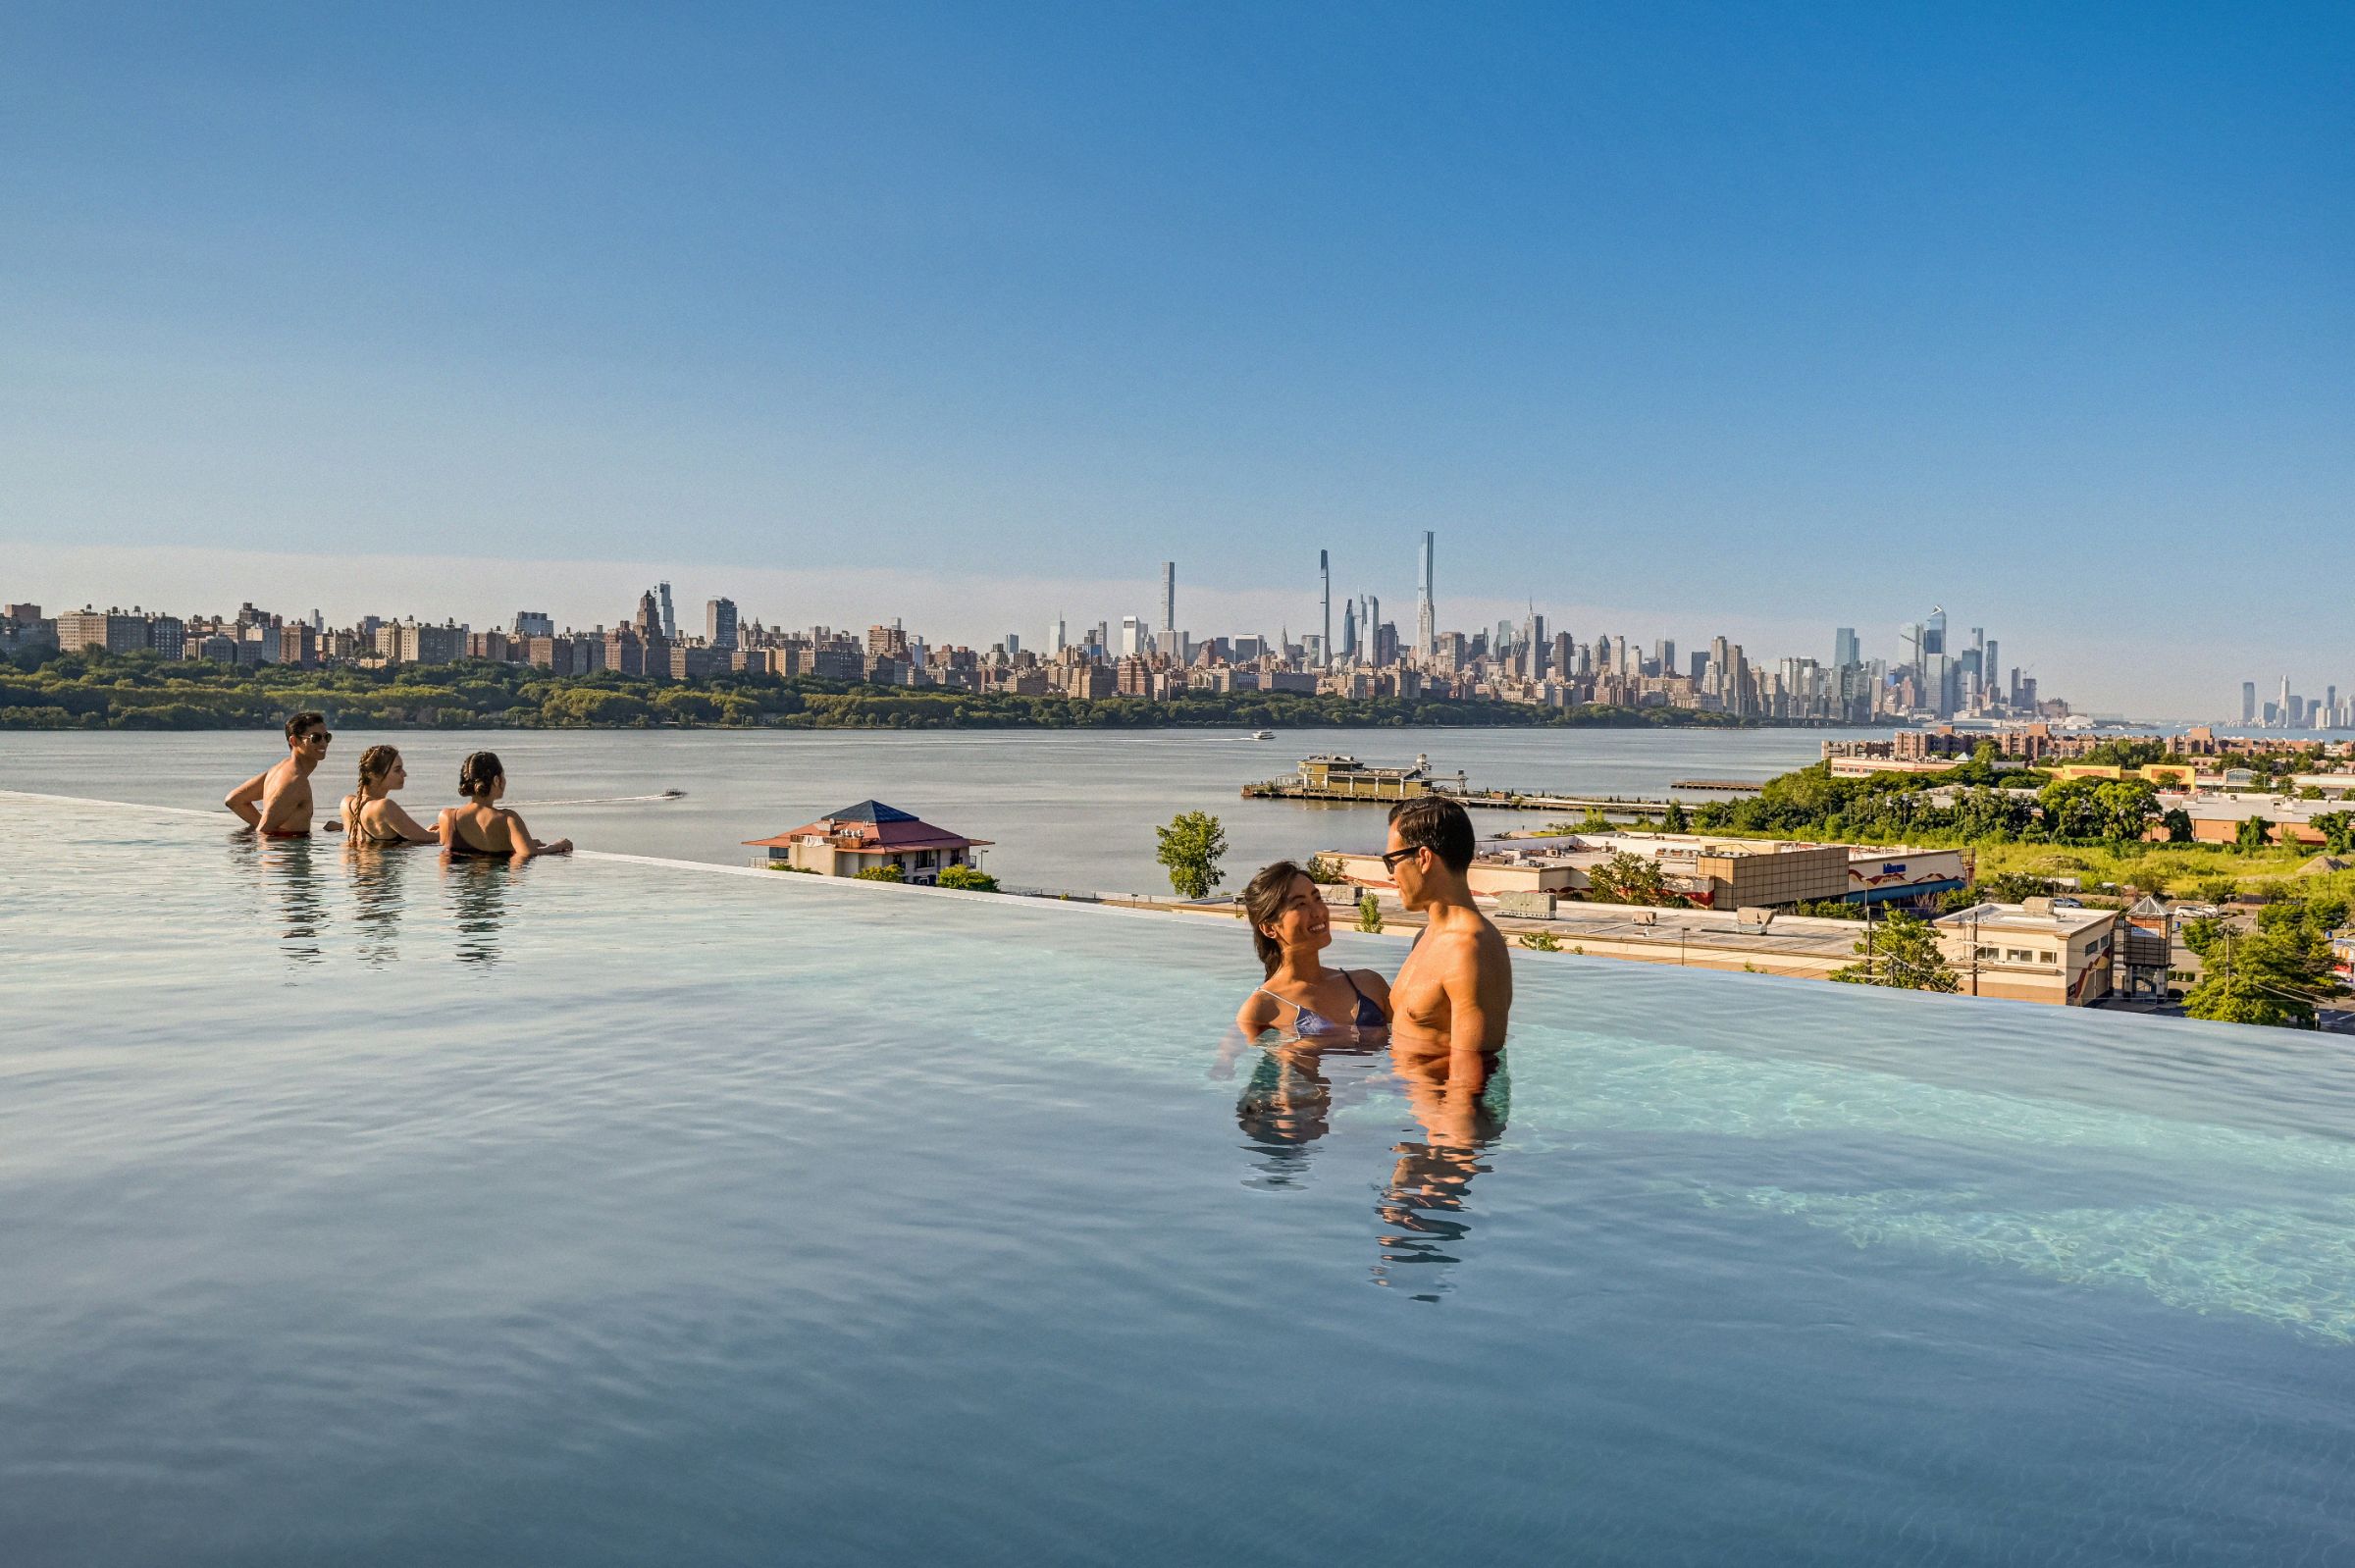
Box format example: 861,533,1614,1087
6,795,2355,1564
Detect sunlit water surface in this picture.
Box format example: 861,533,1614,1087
7,796,2355,1565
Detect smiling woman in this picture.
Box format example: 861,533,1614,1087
1236,858,1392,1039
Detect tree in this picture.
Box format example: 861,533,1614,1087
1155,810,1228,899
2314,811,2355,856
1661,800,1689,833
852,863,906,883
1585,850,1667,906
1356,893,1384,933
2089,779,2161,843
936,864,999,892
1831,910,1959,991
2180,900,2342,1028
2161,808,2195,844
1305,854,1346,885
2236,815,2273,850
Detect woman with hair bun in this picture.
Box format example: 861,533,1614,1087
340,744,438,845
435,751,573,862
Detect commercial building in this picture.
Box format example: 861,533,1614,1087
743,801,990,885
1934,900,2120,1006
1324,832,1966,912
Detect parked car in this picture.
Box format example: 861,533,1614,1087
2052,896,2084,910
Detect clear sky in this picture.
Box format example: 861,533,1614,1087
4,2,2349,717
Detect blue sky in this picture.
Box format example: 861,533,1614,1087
4,2,2349,716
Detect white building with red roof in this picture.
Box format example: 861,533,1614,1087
744,801,991,884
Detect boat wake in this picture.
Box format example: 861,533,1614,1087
508,791,688,807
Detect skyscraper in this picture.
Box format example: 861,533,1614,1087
1339,598,1358,661
1319,550,1332,669
706,598,739,652
1833,627,1860,669
1416,531,1436,657
657,582,677,641
1160,561,1176,644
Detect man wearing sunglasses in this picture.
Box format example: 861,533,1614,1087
1383,796,1513,1071
225,711,338,837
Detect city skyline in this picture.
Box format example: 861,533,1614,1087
14,534,2348,725
3,8,2348,719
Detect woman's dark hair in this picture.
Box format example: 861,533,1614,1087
1242,859,1314,978
458,751,504,800
1387,796,1475,871
355,745,400,793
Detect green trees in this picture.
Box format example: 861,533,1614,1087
852,863,906,883
1356,893,1384,933
2161,808,2195,844
2180,898,2344,1027
2035,778,2159,844
1155,811,1229,899
2236,815,2274,850
1519,928,1561,951
2314,812,2355,856
1831,911,1960,992
1584,850,1668,906
1661,800,1689,832
935,864,999,892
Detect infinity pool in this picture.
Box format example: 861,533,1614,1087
6,795,2355,1564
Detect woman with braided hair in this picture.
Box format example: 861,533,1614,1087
340,745,439,846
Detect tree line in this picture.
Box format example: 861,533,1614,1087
1,648,1789,732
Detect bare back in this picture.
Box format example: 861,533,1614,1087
1389,911,1514,1057
440,803,523,857
256,757,315,835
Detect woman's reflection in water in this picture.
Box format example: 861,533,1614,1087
443,854,515,967
1371,1044,1510,1302
1214,1030,1383,1190
344,839,414,967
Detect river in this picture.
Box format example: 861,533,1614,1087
0,726,1849,895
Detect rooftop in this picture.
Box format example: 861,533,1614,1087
1935,900,2120,937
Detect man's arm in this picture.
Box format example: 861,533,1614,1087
1440,951,1492,1094
224,771,267,827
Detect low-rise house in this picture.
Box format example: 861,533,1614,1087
744,801,991,885
1934,899,2120,1006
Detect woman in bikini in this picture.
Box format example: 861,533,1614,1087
340,745,440,846
435,751,573,862
1233,859,1390,1041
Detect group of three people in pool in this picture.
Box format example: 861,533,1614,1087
1233,795,1512,1072
224,711,573,862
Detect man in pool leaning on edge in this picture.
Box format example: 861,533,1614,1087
224,711,337,837
1383,796,1512,1065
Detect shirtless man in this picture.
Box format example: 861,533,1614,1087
225,711,337,836
1383,797,1512,1073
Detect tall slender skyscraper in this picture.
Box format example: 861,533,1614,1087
1160,561,1176,643
1319,550,1332,669
1833,627,1859,669
1416,531,1436,657
657,582,677,642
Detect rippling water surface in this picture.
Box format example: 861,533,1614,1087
7,795,2355,1565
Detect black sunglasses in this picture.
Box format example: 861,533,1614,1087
1380,846,1423,871
303,730,334,743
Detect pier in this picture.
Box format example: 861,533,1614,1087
1241,754,1681,817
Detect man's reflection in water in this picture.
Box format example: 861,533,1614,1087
1372,1044,1509,1302
250,834,328,967
344,841,412,967
443,855,514,967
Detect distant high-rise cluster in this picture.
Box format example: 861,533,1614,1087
9,538,2102,724
2237,674,2349,729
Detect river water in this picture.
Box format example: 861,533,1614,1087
0,726,1844,894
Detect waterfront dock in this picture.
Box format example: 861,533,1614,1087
1241,752,1681,817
